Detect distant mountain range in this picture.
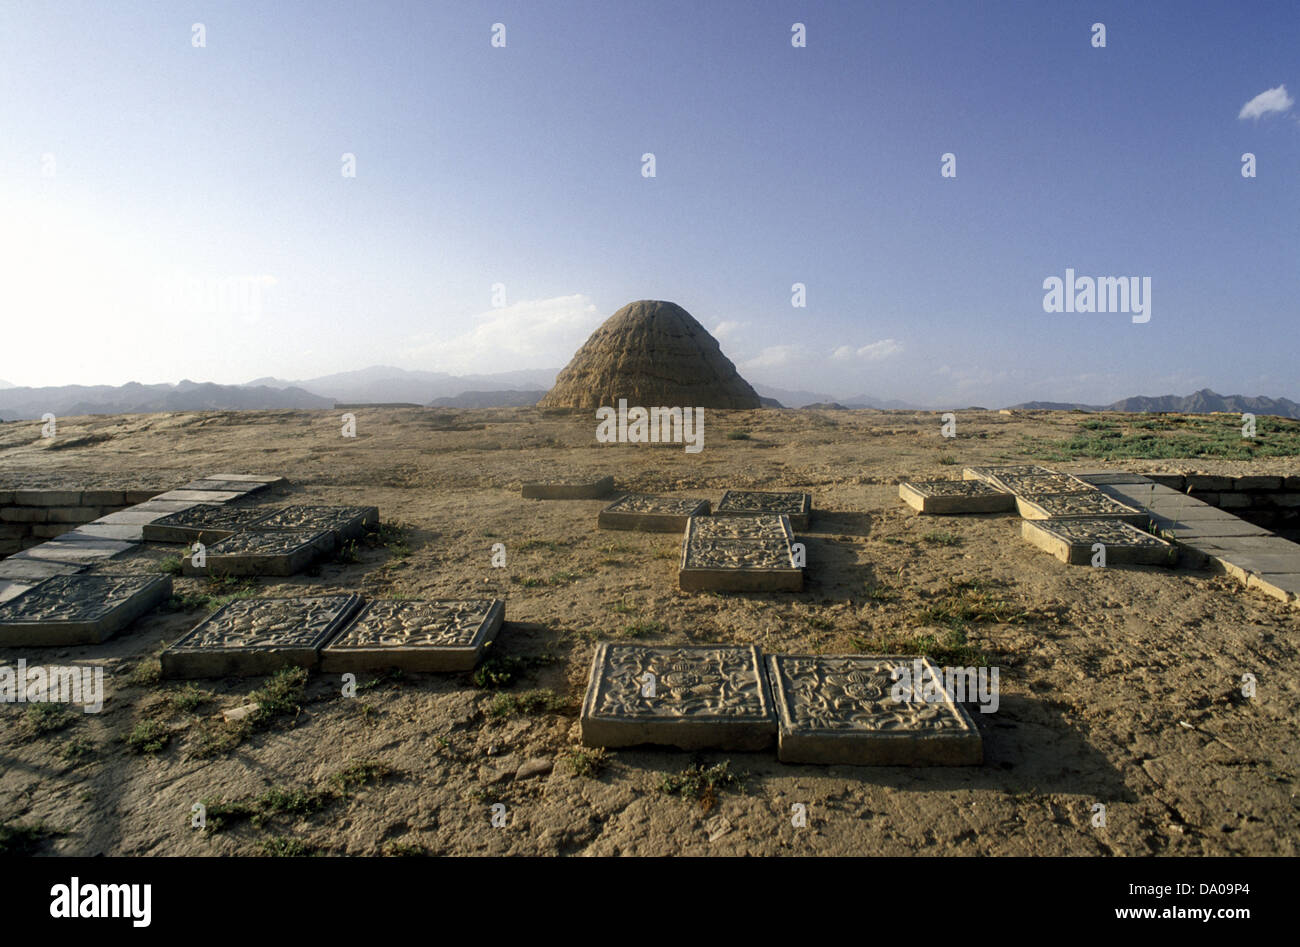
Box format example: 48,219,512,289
1009,388,1300,420
2,370,1296,422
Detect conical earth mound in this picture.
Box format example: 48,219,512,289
538,300,762,410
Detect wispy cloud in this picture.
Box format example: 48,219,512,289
404,294,600,373
1238,84,1294,120
712,320,743,342
742,345,800,370
831,339,903,361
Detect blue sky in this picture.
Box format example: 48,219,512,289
1,0,1296,406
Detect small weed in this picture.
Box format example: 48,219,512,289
330,760,394,795
726,431,752,441
159,556,183,576
489,689,567,718
804,614,834,630
24,703,74,735
565,747,610,778
250,667,308,722
123,657,161,688
60,737,94,762
383,840,427,856
0,821,61,855
366,522,410,559
864,583,899,602
620,620,667,639
253,787,330,825
260,835,312,856
938,455,960,465
125,720,171,754
921,530,963,547
659,760,744,811
335,539,360,564
167,684,209,714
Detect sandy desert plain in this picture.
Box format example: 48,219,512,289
0,404,1297,857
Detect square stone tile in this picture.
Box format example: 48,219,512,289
1021,517,1176,566
319,599,504,672
204,473,287,486
1015,492,1146,524
962,464,1055,484
160,594,364,678
597,494,710,532
990,472,1096,497
92,500,200,525
1245,573,1300,605
182,529,335,577
898,480,1015,515
521,476,614,500
1072,471,1154,485
251,505,378,543
67,523,145,542
141,503,273,544
0,558,84,581
679,515,802,592
714,490,812,529
151,489,245,503
767,654,983,765
580,642,775,750
0,574,172,646
11,538,134,566
180,479,270,495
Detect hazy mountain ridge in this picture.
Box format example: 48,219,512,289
0,381,332,420
1010,388,1300,420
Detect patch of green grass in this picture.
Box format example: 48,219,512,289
159,555,183,576
519,538,573,552
611,599,638,614
125,719,171,754
0,821,60,855
165,589,213,611
253,787,330,824
516,575,544,588
250,667,308,722
470,651,553,689
167,684,209,714
60,737,94,762
921,530,963,547
549,570,583,585
24,703,74,735
658,760,744,810
937,454,960,465
726,430,752,440
1024,415,1300,461
330,760,394,796
850,626,989,667
259,835,312,857
366,522,410,559
912,585,1032,627
122,657,161,688
804,614,834,630
382,840,427,856
864,583,899,602
619,620,667,639
488,689,567,718
565,747,610,778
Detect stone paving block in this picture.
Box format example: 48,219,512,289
597,494,710,532
161,594,364,678
0,558,85,580
714,491,813,529
92,500,199,525
1153,518,1274,539
252,505,378,543
1144,474,1186,490
1021,518,1176,566
1235,476,1283,490
68,523,145,542
0,491,13,505
150,489,245,503
679,515,802,592
319,599,504,672
140,504,273,544
1245,573,1300,605
1,507,47,523
899,479,1015,515
0,580,36,605
580,642,775,750
46,507,99,524
32,524,76,538
123,490,162,504
11,538,134,566
204,473,287,486
521,476,615,500
0,574,171,646
1073,471,1154,485
80,490,126,506
1015,492,1146,524
767,654,983,765
13,490,81,506
180,479,270,495
1206,552,1300,583
182,529,335,577
1185,475,1234,491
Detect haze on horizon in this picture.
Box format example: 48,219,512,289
2,1,1296,406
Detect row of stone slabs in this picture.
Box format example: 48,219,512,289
898,465,1177,566
580,643,982,766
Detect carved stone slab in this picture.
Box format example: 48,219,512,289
898,479,1016,515
963,464,1054,485
253,505,379,543
714,491,812,529
597,494,710,532
1021,517,1176,566
767,654,983,765
0,574,172,646
141,503,273,544
182,529,335,577
679,515,802,592
990,472,1095,498
161,594,364,678
1016,491,1145,524
319,599,504,672
580,642,776,750
522,476,615,500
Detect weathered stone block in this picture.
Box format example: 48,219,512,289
150,489,245,503
767,654,983,765
521,476,615,500
1144,474,1186,490
898,479,1015,515
80,490,126,506
69,523,145,542
11,538,133,566
597,494,710,532
204,473,287,486
1235,476,1283,490
319,599,504,672
1015,492,1146,524
31,524,75,539
714,491,813,529
14,490,81,506
46,507,98,523
962,464,1054,484
1245,572,1300,605
93,501,199,525
182,529,334,577
992,472,1096,498
0,574,171,646
123,490,161,504
180,479,270,495
580,642,775,750
1,507,47,523
252,505,378,543
679,514,802,592
140,504,273,544
161,594,364,678
1021,518,1176,566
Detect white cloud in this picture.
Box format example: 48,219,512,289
741,345,799,370
404,294,601,373
712,320,743,341
831,339,903,361
1238,84,1294,120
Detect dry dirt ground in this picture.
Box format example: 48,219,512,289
0,407,1296,856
